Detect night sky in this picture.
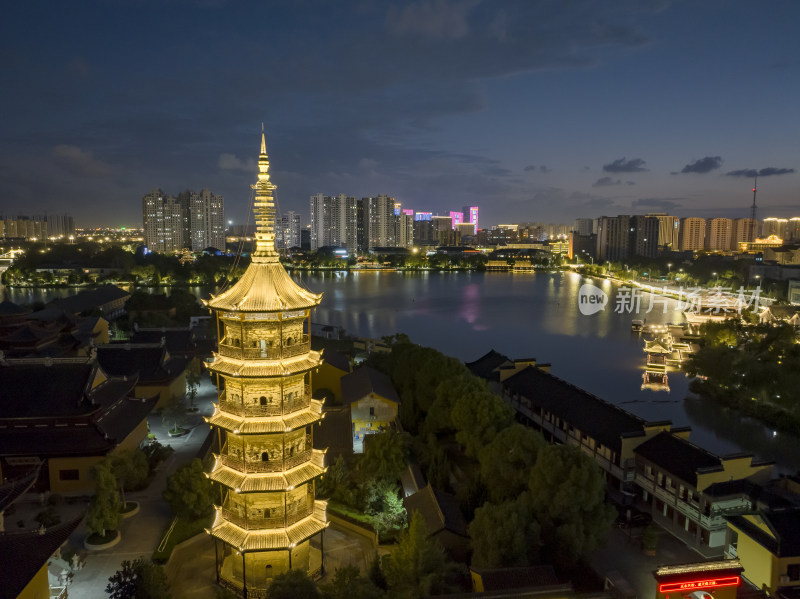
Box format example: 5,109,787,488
2,1,798,229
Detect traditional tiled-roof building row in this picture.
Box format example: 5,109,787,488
0,354,156,493
468,350,799,595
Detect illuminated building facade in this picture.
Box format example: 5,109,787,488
705,218,733,251
680,217,706,251
205,134,328,596
462,206,479,234
732,218,758,250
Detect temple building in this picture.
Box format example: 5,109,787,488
204,134,328,596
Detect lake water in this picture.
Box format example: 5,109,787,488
4,271,799,472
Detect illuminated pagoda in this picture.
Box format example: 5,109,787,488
204,133,328,596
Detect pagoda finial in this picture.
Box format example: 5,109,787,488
251,131,279,263
261,123,266,154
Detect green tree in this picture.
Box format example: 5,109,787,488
360,431,406,484
266,569,320,599
362,479,406,539
161,393,187,433
469,497,541,568
106,557,171,599
162,459,215,520
479,424,545,503
320,565,385,599
317,455,354,505
110,449,149,507
186,358,203,410
527,444,616,568
382,511,458,597
450,390,514,458
86,460,122,537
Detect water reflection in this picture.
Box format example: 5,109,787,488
3,273,798,472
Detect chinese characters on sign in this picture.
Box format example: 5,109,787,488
612,286,761,315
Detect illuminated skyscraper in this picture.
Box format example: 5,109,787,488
462,206,479,234
205,134,328,595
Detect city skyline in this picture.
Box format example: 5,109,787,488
2,1,799,228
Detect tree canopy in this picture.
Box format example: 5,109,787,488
87,460,122,537
162,458,215,520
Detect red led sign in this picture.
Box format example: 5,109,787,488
659,576,740,593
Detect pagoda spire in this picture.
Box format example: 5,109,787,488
251,132,279,263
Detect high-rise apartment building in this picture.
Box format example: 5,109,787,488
596,215,630,262
645,213,680,250
365,195,396,249
1,217,48,240
143,188,224,253
680,217,706,251
396,213,414,248
46,214,76,239
705,218,733,251
462,206,479,234
573,218,594,236
187,189,225,251
762,217,789,239
732,218,758,250
277,211,301,249
630,216,659,258
143,189,184,252
788,218,800,241
595,215,658,261
309,194,359,252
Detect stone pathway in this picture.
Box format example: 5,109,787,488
63,379,216,598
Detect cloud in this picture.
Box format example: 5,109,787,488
218,153,256,172
603,157,648,173
51,145,112,178
386,0,479,40
726,167,796,177
524,165,551,173
592,176,622,187
631,197,684,211
680,156,722,174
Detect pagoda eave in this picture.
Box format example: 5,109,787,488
209,505,329,552
206,400,325,433
206,352,322,377
208,453,327,492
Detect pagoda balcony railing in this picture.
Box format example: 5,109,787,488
287,504,313,526
219,448,312,474
284,449,312,470
217,337,310,361
220,508,286,530
217,385,312,417
219,454,284,473
313,500,328,522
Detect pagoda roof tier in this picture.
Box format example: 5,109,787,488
209,501,329,552
206,400,324,433
206,351,321,378
205,262,322,313
208,452,326,492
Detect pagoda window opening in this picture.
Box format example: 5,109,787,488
262,451,269,462
260,396,267,406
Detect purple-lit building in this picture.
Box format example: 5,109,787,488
462,206,479,234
